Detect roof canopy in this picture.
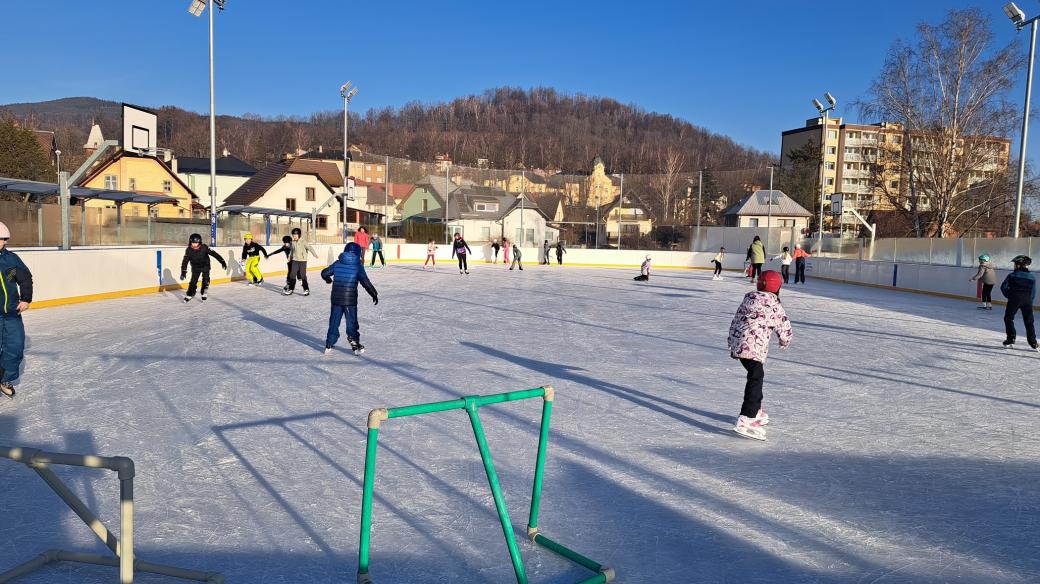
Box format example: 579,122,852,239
217,205,314,219
0,177,177,205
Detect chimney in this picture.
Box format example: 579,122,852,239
170,155,178,174
222,147,229,157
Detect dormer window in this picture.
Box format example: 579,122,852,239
474,201,499,212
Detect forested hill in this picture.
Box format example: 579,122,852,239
1,88,774,174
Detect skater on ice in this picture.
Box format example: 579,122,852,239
451,233,473,274
0,222,32,399
971,254,996,310
369,234,386,268
746,236,765,281
502,237,511,266
634,255,651,281
269,235,293,286
555,241,566,265
711,247,725,280
424,239,437,270
728,270,792,441
283,227,318,296
793,243,810,284
509,239,523,271
321,242,378,355
354,226,371,259
240,233,269,287
542,240,551,265
774,246,793,284
180,233,227,303
491,239,501,264
1000,255,1036,350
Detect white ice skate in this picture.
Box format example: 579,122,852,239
734,415,767,441
754,409,769,426
183,295,193,303
323,345,333,355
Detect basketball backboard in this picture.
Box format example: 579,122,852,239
122,103,157,155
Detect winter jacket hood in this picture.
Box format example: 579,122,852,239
728,291,793,362
0,248,33,315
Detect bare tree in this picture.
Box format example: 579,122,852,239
860,8,1020,237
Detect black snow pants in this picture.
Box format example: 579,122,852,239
982,284,994,304
287,260,309,291
795,258,807,284
187,267,210,297
781,264,790,283
1004,298,1037,345
739,358,765,418
457,254,468,271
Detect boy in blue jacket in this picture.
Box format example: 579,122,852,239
321,242,378,355
1001,255,1037,350
0,222,33,398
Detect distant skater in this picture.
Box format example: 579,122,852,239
502,237,511,266
321,242,378,356
634,255,651,281
555,241,566,265
241,233,269,286
180,233,227,302
774,246,793,284
452,233,473,274
793,244,811,284
509,240,524,271
354,226,371,259
971,254,996,310
746,236,765,281
1001,255,1037,351
728,270,792,441
542,240,551,265
711,246,725,280
0,221,33,399
491,239,501,264
269,235,294,288
369,234,385,268
424,239,437,270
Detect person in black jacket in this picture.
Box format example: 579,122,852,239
180,233,227,302
321,242,378,354
451,233,473,274
1001,255,1037,350
241,233,269,286
0,221,32,398
268,235,294,287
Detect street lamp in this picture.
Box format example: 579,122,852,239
340,81,359,242
188,0,226,245
1005,2,1038,238
812,92,837,252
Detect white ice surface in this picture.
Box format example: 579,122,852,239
1,264,1038,583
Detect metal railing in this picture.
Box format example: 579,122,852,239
0,446,222,584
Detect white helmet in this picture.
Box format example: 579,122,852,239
0,221,9,239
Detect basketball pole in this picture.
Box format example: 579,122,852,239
208,0,217,246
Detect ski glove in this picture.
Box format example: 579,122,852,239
180,272,186,280
323,276,333,284
372,295,379,305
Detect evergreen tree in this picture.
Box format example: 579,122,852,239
0,119,54,181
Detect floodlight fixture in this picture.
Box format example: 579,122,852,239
188,0,206,16
340,81,353,98
812,98,825,113
824,92,837,107
1005,2,1026,25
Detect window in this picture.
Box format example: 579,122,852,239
748,218,760,227
781,219,796,227
128,178,137,191
893,135,902,145
366,165,372,171
847,131,859,139
481,227,491,241
526,228,534,244
316,215,328,229
828,130,838,139
306,187,316,201
376,166,383,172
889,180,900,189
474,201,499,212
826,162,835,170
286,198,297,211
376,177,383,183
421,199,429,212
826,178,834,186
104,174,117,189
828,147,837,155
162,180,172,193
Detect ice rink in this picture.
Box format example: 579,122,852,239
1,262,1038,583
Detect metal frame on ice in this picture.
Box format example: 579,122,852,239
357,386,614,584
0,446,223,584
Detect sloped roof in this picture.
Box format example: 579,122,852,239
721,190,811,217
75,150,197,200
33,130,55,155
598,191,656,221
288,158,343,188
176,154,257,176
224,159,338,206
408,186,549,223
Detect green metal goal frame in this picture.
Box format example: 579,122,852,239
357,385,614,584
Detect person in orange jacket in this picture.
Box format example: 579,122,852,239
793,244,811,284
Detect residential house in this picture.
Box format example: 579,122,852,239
546,156,621,207
400,175,458,220
174,151,257,206
76,149,197,219
599,192,655,241
721,190,812,230
405,184,558,245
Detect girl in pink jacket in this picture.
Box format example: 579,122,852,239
727,270,793,441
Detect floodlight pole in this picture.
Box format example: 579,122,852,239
384,154,389,238
1013,16,1039,238
814,97,835,253
208,0,217,245
342,92,350,241
767,165,775,254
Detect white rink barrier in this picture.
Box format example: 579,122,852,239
12,244,751,308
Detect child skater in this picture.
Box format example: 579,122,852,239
424,239,437,270
555,241,566,265
728,270,792,441
321,242,378,355
0,221,33,399
491,239,501,264
284,227,318,296
774,246,793,284
711,247,725,280
509,240,523,271
180,233,228,302
502,237,511,266
452,233,473,274
1001,255,1036,350
241,233,269,286
634,255,651,281
971,254,997,310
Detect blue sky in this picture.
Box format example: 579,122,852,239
3,0,1034,163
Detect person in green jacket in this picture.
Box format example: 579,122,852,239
746,236,766,281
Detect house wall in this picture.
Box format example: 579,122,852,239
179,172,251,207
83,157,195,219
733,214,809,231
249,173,341,237
401,186,442,219
502,207,556,245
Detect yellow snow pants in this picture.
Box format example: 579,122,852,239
245,256,263,282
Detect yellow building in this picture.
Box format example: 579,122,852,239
79,151,197,218
546,156,621,207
